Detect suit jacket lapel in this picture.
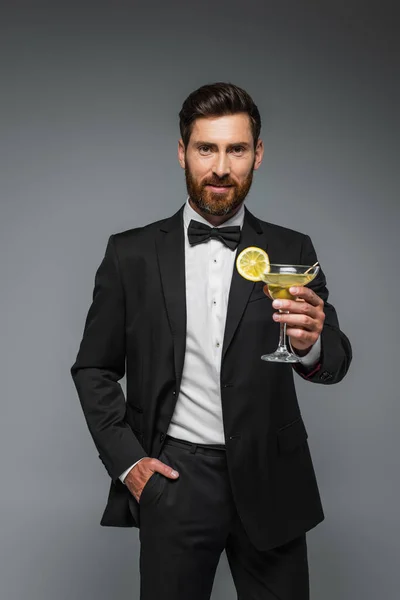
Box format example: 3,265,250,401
222,208,267,362
156,205,187,391
155,204,267,383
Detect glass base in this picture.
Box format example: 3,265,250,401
261,348,300,363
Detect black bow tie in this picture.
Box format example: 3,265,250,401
187,219,241,250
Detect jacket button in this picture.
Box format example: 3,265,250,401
319,371,333,381
160,433,165,442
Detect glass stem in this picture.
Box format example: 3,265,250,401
277,310,289,352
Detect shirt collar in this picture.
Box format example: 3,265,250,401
183,197,245,230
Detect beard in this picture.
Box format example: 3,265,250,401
184,160,255,217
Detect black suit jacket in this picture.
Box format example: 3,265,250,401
71,204,352,551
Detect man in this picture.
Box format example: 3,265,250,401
71,82,352,600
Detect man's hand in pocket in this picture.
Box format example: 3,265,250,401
124,458,179,502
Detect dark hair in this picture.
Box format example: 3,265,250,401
179,82,261,148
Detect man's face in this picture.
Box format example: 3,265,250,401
178,113,264,217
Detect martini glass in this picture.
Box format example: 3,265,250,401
260,264,320,363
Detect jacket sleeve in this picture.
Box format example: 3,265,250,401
293,234,352,385
70,235,147,481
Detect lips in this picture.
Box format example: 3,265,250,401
205,184,234,191
206,184,233,193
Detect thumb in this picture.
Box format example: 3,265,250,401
153,458,179,479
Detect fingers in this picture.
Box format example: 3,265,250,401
273,312,320,332
125,457,179,503
272,287,325,338
150,458,179,479
289,286,323,307
272,298,318,317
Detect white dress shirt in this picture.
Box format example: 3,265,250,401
120,199,321,482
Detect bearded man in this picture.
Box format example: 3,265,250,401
71,82,352,600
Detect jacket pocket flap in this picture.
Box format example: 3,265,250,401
277,418,308,454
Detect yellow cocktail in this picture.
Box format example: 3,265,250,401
235,247,320,364
262,271,315,301
260,264,319,362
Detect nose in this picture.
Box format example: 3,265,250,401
212,153,231,178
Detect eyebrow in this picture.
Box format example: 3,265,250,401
194,141,252,149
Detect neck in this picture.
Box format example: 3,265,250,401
188,198,243,227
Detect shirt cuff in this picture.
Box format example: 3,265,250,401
289,335,321,367
119,457,146,484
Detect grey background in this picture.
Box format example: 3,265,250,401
1,1,399,599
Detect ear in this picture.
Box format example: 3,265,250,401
253,138,264,171
178,139,186,169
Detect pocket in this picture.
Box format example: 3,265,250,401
277,417,308,454
139,472,165,506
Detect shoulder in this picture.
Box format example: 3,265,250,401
107,215,171,258
114,216,169,242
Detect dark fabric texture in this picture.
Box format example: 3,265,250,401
137,438,309,600
71,204,352,551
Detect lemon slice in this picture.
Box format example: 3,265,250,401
236,246,270,282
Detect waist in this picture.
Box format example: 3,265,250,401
164,434,226,457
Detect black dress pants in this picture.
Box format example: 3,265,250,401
137,435,309,600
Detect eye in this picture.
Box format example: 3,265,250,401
199,145,212,155
230,146,245,155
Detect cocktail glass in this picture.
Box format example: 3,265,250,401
260,264,320,363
